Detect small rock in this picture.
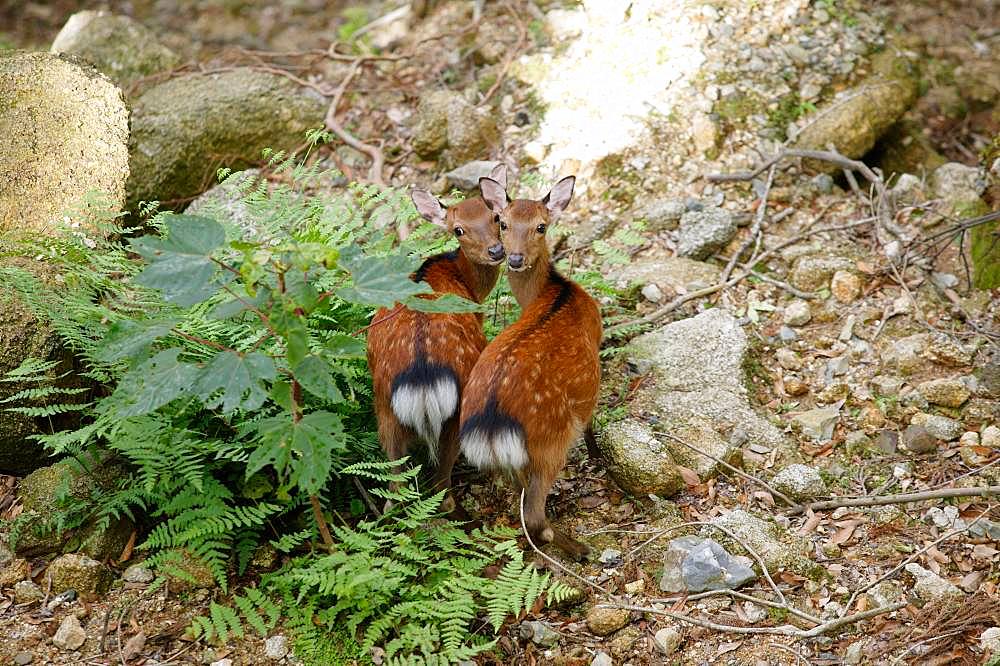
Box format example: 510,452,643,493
924,334,975,367
13,580,44,604
590,652,613,666
779,326,798,342
910,412,963,441
838,314,856,342
982,425,1000,448
917,378,971,407
641,283,664,303
830,271,862,303
122,564,154,584
586,606,630,636
905,563,962,602
776,348,802,371
48,554,113,596
810,173,835,194
676,208,737,260
783,300,812,327
599,549,622,565
870,375,904,396
444,160,503,190
869,581,905,607
790,254,856,291
0,557,30,588
843,641,864,665
793,405,840,441
13,652,33,665
960,446,991,467
784,377,809,396
411,89,498,168
890,173,924,205
981,627,1000,654
53,614,87,651
519,620,560,647
901,424,938,454
876,430,898,453
771,464,827,501
624,579,645,595
641,199,686,232
264,634,289,660
653,627,681,655
926,506,965,531
659,536,756,593
881,334,928,375
959,431,980,447
211,660,234,666
704,509,809,573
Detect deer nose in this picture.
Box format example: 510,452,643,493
507,253,524,269
487,243,505,261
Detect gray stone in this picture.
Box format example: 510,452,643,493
641,283,664,303
981,627,1000,654
905,563,962,602
586,606,629,636
880,334,928,375
844,641,864,665
653,627,681,655
901,424,937,453
659,536,756,593
676,208,737,260
210,660,234,666
599,549,622,565
783,300,812,327
597,420,684,497
982,425,1000,449
641,199,686,232
50,11,180,90
1,51,129,236
771,464,827,501
916,378,970,407
870,374,904,396
703,509,810,573
519,620,560,647
13,652,32,666
778,326,797,342
890,173,925,205
810,173,835,193
185,169,263,241
53,614,87,651
47,553,113,596
793,405,841,442
13,580,44,604
411,90,498,168
127,69,326,210
264,635,289,660
612,256,721,293
122,563,154,584
790,254,856,291
929,162,986,211
590,652,613,666
869,580,905,607
444,160,502,190
776,348,803,371
910,412,963,441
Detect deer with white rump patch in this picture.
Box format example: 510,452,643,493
459,175,601,559
367,164,508,512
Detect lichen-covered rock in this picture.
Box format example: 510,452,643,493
0,51,129,235
47,553,113,596
790,50,918,172
675,208,736,260
929,162,988,219
905,563,962,603
50,11,180,90
13,580,44,604
0,557,30,588
127,69,326,210
444,160,503,190
910,412,963,441
783,300,812,327
639,198,686,232
411,89,498,168
597,421,684,497
585,606,629,636
611,256,721,293
916,378,971,408
901,424,938,454
771,464,827,501
703,509,811,574
792,405,840,442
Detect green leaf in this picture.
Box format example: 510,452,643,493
285,319,310,367
283,270,319,313
130,215,228,306
111,348,199,416
325,334,366,359
335,244,431,307
402,293,484,314
96,319,178,363
293,356,343,404
246,411,345,494
194,351,277,414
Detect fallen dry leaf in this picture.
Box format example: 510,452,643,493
830,519,862,545
676,465,700,487
123,631,146,662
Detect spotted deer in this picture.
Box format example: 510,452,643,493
366,164,508,512
459,175,601,559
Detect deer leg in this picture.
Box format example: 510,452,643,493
379,414,412,513
523,468,592,562
433,417,462,516
583,421,602,461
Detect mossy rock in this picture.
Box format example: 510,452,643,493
126,68,326,211
874,118,946,178
971,219,1000,290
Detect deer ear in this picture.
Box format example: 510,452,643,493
479,177,508,214
541,176,575,221
487,163,508,192
411,189,447,227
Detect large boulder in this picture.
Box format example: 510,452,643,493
126,69,326,210
0,51,129,236
598,309,787,496
51,11,180,90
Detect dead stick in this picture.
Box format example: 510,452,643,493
787,486,1000,515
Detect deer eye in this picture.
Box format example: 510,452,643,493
453,227,465,237
499,221,508,231
536,224,547,234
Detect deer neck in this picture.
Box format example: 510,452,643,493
455,249,501,303
507,246,552,309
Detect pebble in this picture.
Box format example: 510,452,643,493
981,627,1000,654
53,614,87,651
783,300,812,326
771,464,827,500
210,660,234,666
653,627,682,655
830,270,862,303
599,549,622,565
870,374,904,396
519,620,560,647
779,325,798,342
13,652,33,666
586,606,630,636
901,424,937,454
905,563,963,602
591,652,613,666
793,405,841,441
876,430,898,453
981,425,1000,448
776,348,803,370
624,579,645,595
641,283,664,303
264,634,289,660
959,431,980,447
844,642,864,665
122,564,154,584
13,580,44,604
784,376,809,396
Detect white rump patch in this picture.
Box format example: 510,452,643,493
461,428,528,470
391,378,458,458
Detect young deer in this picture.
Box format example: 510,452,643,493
459,175,601,560
366,164,507,512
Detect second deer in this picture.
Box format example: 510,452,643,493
367,164,507,512
459,175,601,560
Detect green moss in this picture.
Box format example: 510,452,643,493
766,93,815,141
595,154,642,206
971,219,1000,290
